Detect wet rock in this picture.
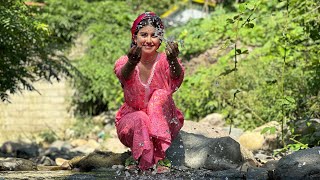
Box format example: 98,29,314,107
167,131,256,171
261,159,278,171
72,150,130,171
203,168,246,179
274,147,320,180
247,167,269,180
0,158,37,171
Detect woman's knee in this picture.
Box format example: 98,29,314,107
152,89,170,97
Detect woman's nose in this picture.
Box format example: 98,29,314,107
146,35,152,43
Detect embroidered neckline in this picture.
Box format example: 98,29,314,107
137,53,160,87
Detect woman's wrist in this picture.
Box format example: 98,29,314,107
168,57,178,65
127,60,137,66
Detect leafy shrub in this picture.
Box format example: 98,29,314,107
0,0,77,101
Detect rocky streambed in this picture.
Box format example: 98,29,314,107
1,116,320,179
1,131,320,179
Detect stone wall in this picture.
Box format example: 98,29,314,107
0,79,75,144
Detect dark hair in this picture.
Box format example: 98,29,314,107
131,15,164,47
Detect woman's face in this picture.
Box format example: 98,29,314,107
134,25,161,55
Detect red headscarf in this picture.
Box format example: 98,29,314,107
130,12,164,41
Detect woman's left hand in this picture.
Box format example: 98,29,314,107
165,42,179,63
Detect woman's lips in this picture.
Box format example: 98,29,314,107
143,45,153,49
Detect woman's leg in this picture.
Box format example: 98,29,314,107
147,89,183,163
116,111,154,170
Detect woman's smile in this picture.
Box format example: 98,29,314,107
135,25,161,53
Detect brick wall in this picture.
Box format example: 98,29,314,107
0,79,75,144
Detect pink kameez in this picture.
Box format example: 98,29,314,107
114,52,184,170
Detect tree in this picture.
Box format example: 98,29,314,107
0,0,78,101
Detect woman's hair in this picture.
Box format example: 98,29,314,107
131,12,164,47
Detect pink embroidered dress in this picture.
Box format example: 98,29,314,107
114,52,184,170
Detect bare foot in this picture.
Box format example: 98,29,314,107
125,165,139,170
156,165,170,174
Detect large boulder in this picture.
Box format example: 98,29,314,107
274,147,320,180
166,131,257,170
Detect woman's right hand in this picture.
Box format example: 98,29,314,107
127,46,141,66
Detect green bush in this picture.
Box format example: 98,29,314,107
0,0,77,101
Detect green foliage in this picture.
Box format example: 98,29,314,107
0,0,78,101
37,0,87,45
172,0,319,149
274,138,309,156
158,158,172,168
261,126,276,135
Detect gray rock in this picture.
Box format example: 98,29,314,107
0,141,22,155
16,143,39,159
0,158,37,171
261,160,278,171
204,168,246,179
167,131,245,170
274,147,320,180
0,141,39,159
247,167,269,180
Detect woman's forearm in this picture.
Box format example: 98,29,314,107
168,58,182,79
121,61,137,80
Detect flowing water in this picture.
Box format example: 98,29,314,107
0,168,245,180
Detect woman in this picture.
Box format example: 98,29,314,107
114,12,184,172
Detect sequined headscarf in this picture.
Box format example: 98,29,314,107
131,12,164,47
